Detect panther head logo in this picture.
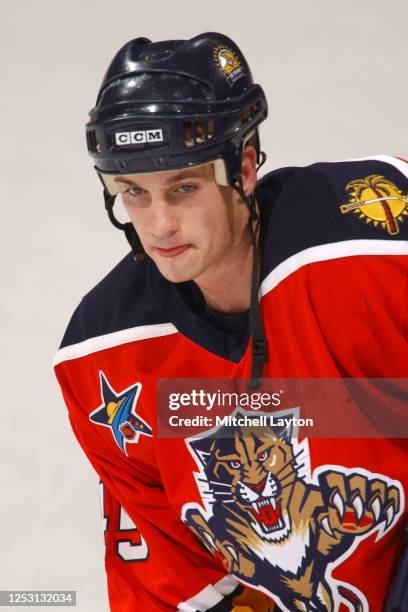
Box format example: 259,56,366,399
182,408,404,612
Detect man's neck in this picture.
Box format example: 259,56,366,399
194,232,260,315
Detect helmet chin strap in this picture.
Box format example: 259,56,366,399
103,189,146,261
232,173,267,391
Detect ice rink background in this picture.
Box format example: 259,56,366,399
1,0,408,610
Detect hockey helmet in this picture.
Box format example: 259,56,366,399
86,32,268,195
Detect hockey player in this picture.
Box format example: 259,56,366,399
54,33,408,611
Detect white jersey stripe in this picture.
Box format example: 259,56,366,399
213,574,241,596
177,585,224,612
53,322,178,366
177,575,240,611
330,153,408,178
260,239,408,298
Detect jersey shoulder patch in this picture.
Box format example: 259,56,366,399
258,155,408,279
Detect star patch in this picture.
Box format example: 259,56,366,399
89,372,152,455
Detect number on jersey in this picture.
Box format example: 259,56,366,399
99,481,149,562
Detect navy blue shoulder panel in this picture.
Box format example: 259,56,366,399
59,253,168,349
257,157,408,280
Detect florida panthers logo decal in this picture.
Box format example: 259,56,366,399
89,371,152,455
182,408,404,611
339,174,408,235
213,44,245,86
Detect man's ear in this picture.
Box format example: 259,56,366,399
240,145,258,197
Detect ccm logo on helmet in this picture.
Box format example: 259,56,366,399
115,129,164,146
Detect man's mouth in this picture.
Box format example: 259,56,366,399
250,497,284,533
155,245,191,257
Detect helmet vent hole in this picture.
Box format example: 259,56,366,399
195,121,205,144
141,50,173,62
240,109,250,124
250,101,261,117
182,120,216,147
86,130,99,154
182,121,194,147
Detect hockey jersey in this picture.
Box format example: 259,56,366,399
54,155,408,611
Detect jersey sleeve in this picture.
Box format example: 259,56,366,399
259,154,408,378
54,362,275,611
305,156,408,378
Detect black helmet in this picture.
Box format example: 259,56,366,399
86,32,267,194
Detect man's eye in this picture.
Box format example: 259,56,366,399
230,460,241,469
121,186,145,197
127,187,145,196
176,184,197,193
257,451,268,462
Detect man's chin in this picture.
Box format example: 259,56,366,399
153,261,198,284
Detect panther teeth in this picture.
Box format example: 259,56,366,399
261,517,284,533
251,497,278,513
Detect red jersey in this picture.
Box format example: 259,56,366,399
54,155,408,611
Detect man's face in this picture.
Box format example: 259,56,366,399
115,162,251,283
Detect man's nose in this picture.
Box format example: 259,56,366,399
148,198,179,241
